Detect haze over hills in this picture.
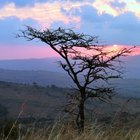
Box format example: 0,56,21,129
0,69,72,87
0,56,140,97
0,69,140,97
0,57,62,72
123,55,140,78
0,56,139,78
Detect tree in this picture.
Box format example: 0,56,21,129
17,26,132,132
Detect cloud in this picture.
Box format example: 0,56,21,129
122,0,140,19
76,4,140,45
92,0,123,16
108,12,140,45
92,0,140,20
110,1,126,8
0,0,140,28
0,0,140,46
0,1,81,28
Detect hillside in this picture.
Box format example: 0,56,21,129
0,81,67,118
0,81,140,120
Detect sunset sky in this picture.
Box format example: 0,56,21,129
0,0,140,59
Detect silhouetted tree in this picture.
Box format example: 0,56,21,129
17,26,132,132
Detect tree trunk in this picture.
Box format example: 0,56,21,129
76,90,85,132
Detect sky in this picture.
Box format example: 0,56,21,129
0,0,140,60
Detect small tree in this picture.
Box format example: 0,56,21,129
18,26,132,132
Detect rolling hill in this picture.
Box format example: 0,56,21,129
0,81,140,120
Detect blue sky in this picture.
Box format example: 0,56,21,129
0,0,140,59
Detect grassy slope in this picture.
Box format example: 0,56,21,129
0,81,67,118
0,81,140,119
0,81,140,139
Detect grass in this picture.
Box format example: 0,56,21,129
1,99,140,140
1,119,140,140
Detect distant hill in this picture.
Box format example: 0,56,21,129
0,57,62,72
0,69,140,97
0,69,72,87
0,56,139,78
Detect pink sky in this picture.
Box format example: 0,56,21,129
0,44,140,60
0,45,58,60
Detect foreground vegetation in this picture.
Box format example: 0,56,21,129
1,119,140,140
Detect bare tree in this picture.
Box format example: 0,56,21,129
17,26,132,132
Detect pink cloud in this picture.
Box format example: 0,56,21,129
0,2,81,28
0,0,140,29
92,0,140,20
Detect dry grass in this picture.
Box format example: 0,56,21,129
1,120,140,140
24,125,140,140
